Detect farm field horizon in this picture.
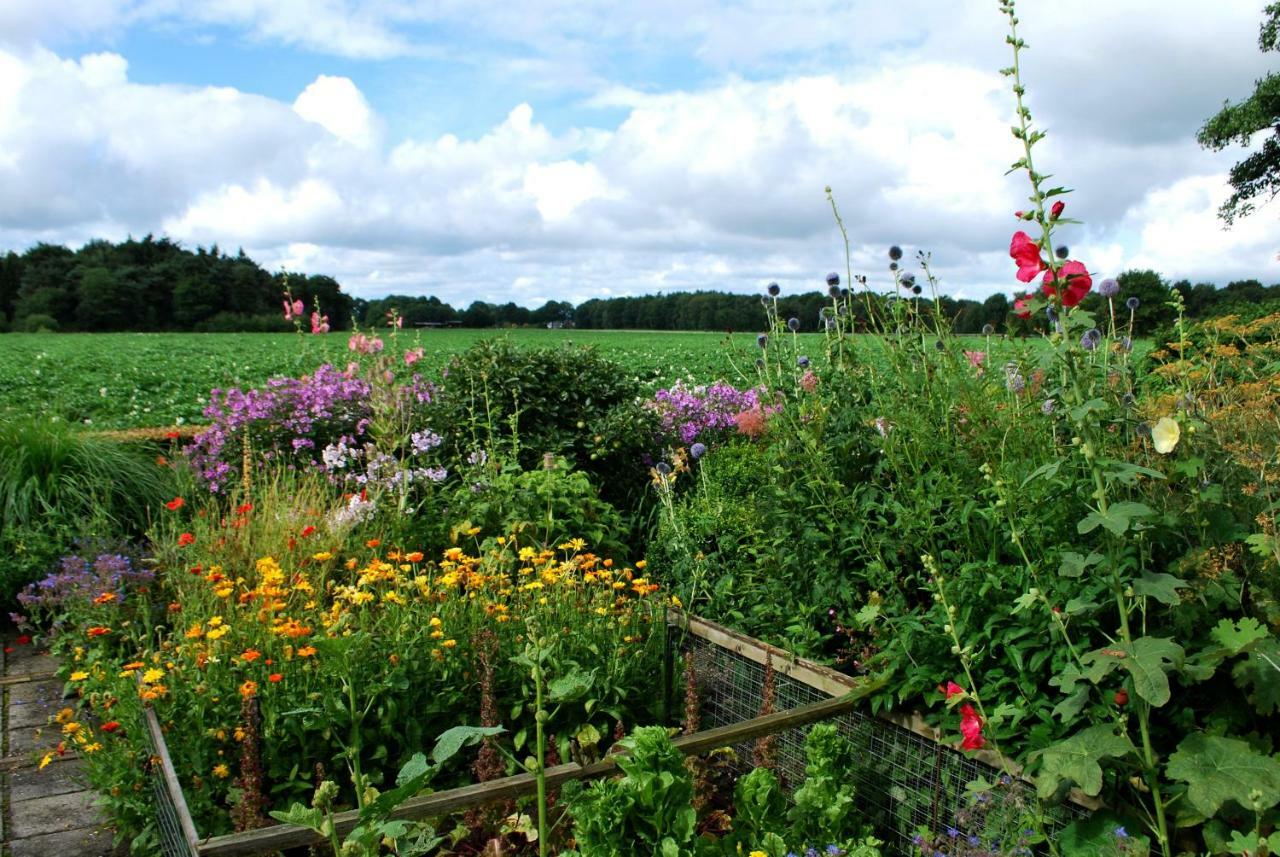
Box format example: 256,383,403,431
0,328,1077,430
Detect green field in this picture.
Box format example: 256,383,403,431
0,330,764,429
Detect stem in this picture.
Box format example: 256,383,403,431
533,657,549,857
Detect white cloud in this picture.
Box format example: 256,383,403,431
293,75,378,148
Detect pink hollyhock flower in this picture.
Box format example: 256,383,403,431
1009,232,1046,283
1042,260,1093,308
1013,295,1033,319
404,347,424,366
963,351,986,370
310,312,330,334
939,680,966,700
283,299,294,321
959,703,985,750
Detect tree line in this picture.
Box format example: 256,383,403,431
2,238,1276,336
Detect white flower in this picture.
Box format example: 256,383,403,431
1151,417,1181,454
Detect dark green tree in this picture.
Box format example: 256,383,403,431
1197,3,1280,224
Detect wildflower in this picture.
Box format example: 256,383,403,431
1126,297,1140,310
756,334,768,348
939,681,965,700
888,246,903,261
1007,373,1026,394
1042,260,1092,307
165,497,185,511
213,763,230,778
299,525,316,538
959,703,985,750
177,532,195,547
296,646,317,658
800,370,818,393
1151,417,1181,454
1042,399,1056,415
310,311,330,334
268,673,283,683
443,639,457,649
101,721,121,733
404,347,424,366
240,649,262,663
1050,200,1065,220
92,591,117,605
689,442,707,460
239,680,258,698
70,670,89,681
142,668,165,684
1055,244,1069,259
1013,295,1032,319
964,350,986,370
787,317,800,332
1098,277,1119,297
767,282,781,297
405,551,424,563
1009,231,1046,282
312,552,332,562
87,626,111,638
981,323,995,335
1081,328,1102,351
1114,826,1129,839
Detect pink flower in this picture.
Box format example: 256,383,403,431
347,333,385,355
310,312,330,335
1009,231,1046,283
963,351,986,371
939,680,966,701
1041,260,1092,308
1050,200,1065,221
1013,294,1033,319
959,703,985,750
283,299,294,321
404,347,424,366
799,370,818,393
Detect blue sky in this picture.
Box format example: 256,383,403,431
0,0,1276,308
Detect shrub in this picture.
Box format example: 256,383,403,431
19,313,58,332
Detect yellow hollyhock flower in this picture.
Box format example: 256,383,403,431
1152,417,1180,454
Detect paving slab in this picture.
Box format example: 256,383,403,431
7,678,64,708
4,652,60,674
7,697,59,730
9,788,109,840
7,723,60,756
9,825,120,857
9,758,87,803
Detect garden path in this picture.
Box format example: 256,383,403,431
1,635,120,857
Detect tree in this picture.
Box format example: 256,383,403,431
1197,3,1280,224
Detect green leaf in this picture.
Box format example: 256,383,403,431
1022,460,1061,487
1032,725,1135,799
1077,501,1155,536
268,803,326,832
1051,686,1090,722
1166,734,1280,817
431,725,505,766
396,753,430,788
547,668,594,702
1133,572,1188,606
1058,551,1103,579
1232,638,1280,715
1210,617,1268,654
1081,637,1183,707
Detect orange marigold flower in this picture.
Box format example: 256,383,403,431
87,626,111,638
165,497,185,511
296,646,317,658
177,532,196,547
405,551,424,563
240,649,262,663
93,591,117,605
101,721,121,733
267,673,283,683
236,503,253,515
366,538,381,548
239,680,258,698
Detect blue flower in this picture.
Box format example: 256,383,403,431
788,317,800,331
889,245,903,261
1126,297,1140,310
797,355,810,368
826,272,841,286
767,282,781,296
757,334,768,348
689,442,707,460
1114,826,1129,839
1098,277,1120,297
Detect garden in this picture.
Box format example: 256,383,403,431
2,4,1279,856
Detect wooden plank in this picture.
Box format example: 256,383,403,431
143,702,202,852
195,694,862,856
0,671,58,687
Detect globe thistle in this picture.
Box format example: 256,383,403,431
981,323,995,335
656,461,672,476
1126,297,1140,310
767,282,781,297
889,262,899,271
889,245,903,261
1055,245,1069,260
1045,305,1058,324
901,273,916,288
797,355,810,367
1007,373,1026,394
934,340,945,351
1122,393,1136,408
757,333,768,348
1042,399,1056,415
826,272,840,287
787,317,800,332
1136,422,1152,439
689,442,707,460
755,358,765,369
1098,278,1120,297
828,284,841,298
1121,336,1133,352
912,284,923,296
1081,328,1102,350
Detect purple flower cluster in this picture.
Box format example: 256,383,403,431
649,381,780,446
15,553,153,625
186,364,373,492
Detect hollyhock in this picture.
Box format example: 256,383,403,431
1009,231,1046,283
310,312,330,335
959,703,985,750
1013,295,1033,319
1050,200,1065,221
939,680,966,701
1042,260,1093,307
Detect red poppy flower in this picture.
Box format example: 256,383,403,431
939,680,965,701
1009,231,1046,283
177,532,196,547
959,703,985,750
101,721,121,733
237,503,253,515
166,497,185,511
299,525,317,538
268,673,283,683
1042,260,1092,307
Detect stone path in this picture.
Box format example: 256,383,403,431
1,636,121,856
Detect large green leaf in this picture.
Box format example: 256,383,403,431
1166,734,1280,817
1133,572,1187,606
1032,725,1136,799
1077,501,1154,536
1210,617,1268,654
1080,637,1183,707
1232,638,1280,715
431,725,505,766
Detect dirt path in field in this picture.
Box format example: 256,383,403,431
1,636,120,856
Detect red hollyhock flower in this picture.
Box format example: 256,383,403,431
1042,260,1093,307
1050,200,1065,221
959,703,985,750
1013,295,1033,319
939,680,965,701
15,634,31,645
177,532,196,547
1009,231,1046,283
165,497,185,511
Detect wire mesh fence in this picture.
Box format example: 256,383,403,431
681,624,1088,854
138,705,200,857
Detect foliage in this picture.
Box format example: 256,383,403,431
1197,3,1280,224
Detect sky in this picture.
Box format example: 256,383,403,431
0,0,1277,308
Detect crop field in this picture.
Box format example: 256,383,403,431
0,329,1073,430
